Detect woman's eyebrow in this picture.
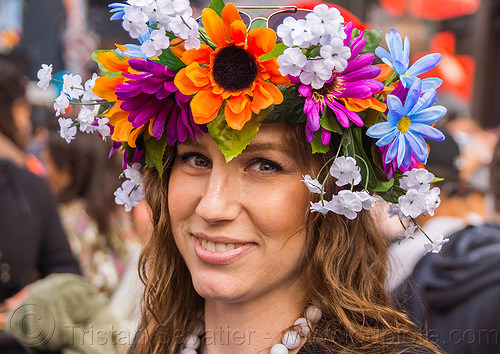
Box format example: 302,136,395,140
243,142,292,156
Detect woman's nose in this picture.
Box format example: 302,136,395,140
195,169,241,224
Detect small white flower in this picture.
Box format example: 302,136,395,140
62,73,84,100
277,47,307,77
36,64,53,89
124,163,144,184
397,222,418,241
54,93,70,116
301,174,324,195
329,190,363,220
122,5,149,38
400,168,435,192
388,203,407,220
424,187,441,216
156,0,191,17
277,17,315,48
82,73,101,103
58,117,77,143
306,4,345,38
299,59,332,89
114,179,145,212
128,0,155,7
141,27,170,57
320,38,351,73
398,189,427,218
183,25,201,50
424,234,449,255
354,191,378,210
329,156,361,187
97,117,111,140
310,200,330,215
77,106,97,133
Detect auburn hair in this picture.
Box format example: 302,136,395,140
134,122,440,353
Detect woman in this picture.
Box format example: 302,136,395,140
38,1,447,352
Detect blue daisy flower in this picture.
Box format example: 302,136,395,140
366,78,446,169
375,29,443,91
109,3,127,21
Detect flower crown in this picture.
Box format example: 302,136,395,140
37,0,449,252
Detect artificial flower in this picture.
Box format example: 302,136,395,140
298,23,385,143
97,117,112,140
301,174,324,194
329,156,361,187
116,58,203,145
124,162,144,185
62,74,84,100
174,3,289,130
366,79,446,168
299,59,334,90
109,3,127,21
77,106,97,133
400,168,434,192
424,187,441,216
54,93,70,116
378,137,419,179
36,64,53,89
305,4,345,39
320,38,351,73
82,73,101,103
329,190,363,220
58,117,77,143
122,5,149,38
375,29,442,90
277,17,315,49
277,47,307,77
424,234,449,254
140,27,170,58
310,201,330,215
114,179,144,212
354,191,378,210
398,189,427,218
397,222,418,240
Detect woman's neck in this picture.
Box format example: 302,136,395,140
202,278,307,354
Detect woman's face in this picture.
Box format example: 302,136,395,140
168,122,311,304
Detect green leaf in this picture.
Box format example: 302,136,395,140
360,29,382,55
207,106,262,162
92,50,124,77
310,130,330,154
431,176,444,183
249,18,267,31
158,35,186,71
320,108,344,135
265,85,307,124
97,101,114,116
209,0,225,15
144,136,169,176
259,42,287,61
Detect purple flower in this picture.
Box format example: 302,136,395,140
116,58,203,146
297,22,385,143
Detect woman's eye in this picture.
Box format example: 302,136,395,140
179,153,211,168
248,159,283,173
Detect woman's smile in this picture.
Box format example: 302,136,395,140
193,235,257,265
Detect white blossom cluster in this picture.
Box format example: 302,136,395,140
276,4,351,89
37,65,112,143
114,163,145,212
302,156,378,220
122,0,200,52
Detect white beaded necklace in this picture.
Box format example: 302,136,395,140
181,306,322,354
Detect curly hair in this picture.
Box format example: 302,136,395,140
134,122,440,353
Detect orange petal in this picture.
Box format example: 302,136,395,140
229,20,247,45
221,3,241,27
226,94,248,115
259,59,291,86
190,90,224,124
170,37,186,59
221,3,246,44
247,28,276,57
93,76,123,101
250,81,283,113
374,64,394,81
225,98,252,130
202,8,227,48
174,64,211,95
96,51,130,73
181,44,212,65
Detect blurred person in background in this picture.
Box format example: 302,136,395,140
0,57,80,352
42,127,140,298
396,136,500,353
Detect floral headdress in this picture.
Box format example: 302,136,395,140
37,0,449,253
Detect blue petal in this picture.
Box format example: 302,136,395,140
402,139,413,169
402,35,410,67
405,131,428,163
376,129,398,146
367,122,395,138
110,12,124,21
400,75,414,88
381,58,395,71
375,47,392,62
410,123,445,141
386,136,400,163
421,77,443,91
393,60,408,75
408,89,437,115
397,134,407,167
387,94,403,114
387,29,403,59
387,110,402,125
410,106,447,124
402,78,422,115
406,53,442,77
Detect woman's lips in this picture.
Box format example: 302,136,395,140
193,236,256,265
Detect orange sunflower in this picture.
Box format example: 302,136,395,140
174,3,290,130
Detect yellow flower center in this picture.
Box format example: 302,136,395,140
312,76,344,104
397,116,411,133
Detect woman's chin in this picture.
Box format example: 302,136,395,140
191,275,251,303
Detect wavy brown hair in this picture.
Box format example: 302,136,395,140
134,122,440,353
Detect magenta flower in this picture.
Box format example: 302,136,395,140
116,59,203,145
297,22,385,144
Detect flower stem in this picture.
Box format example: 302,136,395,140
411,217,433,243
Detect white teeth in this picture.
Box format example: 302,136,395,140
198,238,241,252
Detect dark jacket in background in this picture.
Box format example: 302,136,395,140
397,223,500,354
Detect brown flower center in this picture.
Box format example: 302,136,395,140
212,45,258,92
312,76,344,103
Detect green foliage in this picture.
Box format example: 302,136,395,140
92,50,124,77
209,0,225,15
360,29,382,55
320,108,344,135
259,42,287,61
207,106,262,162
158,35,186,71
145,136,169,176
310,131,330,154
265,86,307,124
